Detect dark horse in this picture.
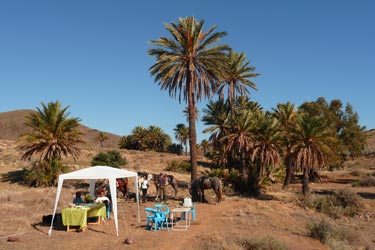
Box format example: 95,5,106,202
116,177,129,198
148,173,178,200
189,176,223,203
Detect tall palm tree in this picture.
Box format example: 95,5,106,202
216,50,259,116
18,101,82,162
289,113,337,195
272,102,297,187
174,123,189,155
149,16,229,181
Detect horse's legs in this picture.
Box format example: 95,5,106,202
154,184,159,201
171,183,178,198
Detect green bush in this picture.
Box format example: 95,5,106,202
91,150,127,168
165,160,191,172
23,159,70,187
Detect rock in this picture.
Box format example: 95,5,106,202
7,236,20,242
124,237,134,244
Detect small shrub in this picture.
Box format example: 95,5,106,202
307,220,334,243
300,189,363,218
307,220,351,249
237,235,289,250
91,150,127,168
165,160,191,172
357,176,375,187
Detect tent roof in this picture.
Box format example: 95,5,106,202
59,165,138,180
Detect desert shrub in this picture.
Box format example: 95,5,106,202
300,189,363,218
194,233,289,250
23,159,70,187
91,150,127,168
307,220,351,249
350,169,365,177
236,235,289,250
165,160,191,172
355,176,375,187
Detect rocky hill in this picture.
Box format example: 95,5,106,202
0,110,121,148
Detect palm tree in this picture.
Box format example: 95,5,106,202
251,112,282,185
289,113,337,195
17,101,83,186
216,50,259,116
97,131,109,147
221,110,256,181
149,16,229,181
199,139,210,156
272,102,297,187
147,125,172,152
18,101,82,162
174,123,189,155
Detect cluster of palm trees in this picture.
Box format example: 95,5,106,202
149,16,258,182
149,16,366,195
118,125,172,152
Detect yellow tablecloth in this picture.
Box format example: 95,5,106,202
62,203,106,229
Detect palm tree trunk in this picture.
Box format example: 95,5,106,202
283,156,293,188
188,86,198,182
302,167,310,196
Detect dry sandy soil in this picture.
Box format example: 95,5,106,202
1,141,375,250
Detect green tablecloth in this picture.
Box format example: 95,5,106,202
62,203,106,229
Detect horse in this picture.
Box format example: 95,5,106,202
147,173,178,201
116,177,129,198
189,176,223,204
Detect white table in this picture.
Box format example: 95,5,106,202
170,207,191,231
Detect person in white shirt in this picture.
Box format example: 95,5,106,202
95,191,111,219
141,175,149,203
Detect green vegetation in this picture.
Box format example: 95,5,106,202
17,101,82,186
118,125,172,152
165,160,191,172
91,150,127,168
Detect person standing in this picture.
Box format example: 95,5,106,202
158,173,168,202
141,175,149,203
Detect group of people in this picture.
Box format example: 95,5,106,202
72,187,111,219
140,173,169,203
71,172,170,219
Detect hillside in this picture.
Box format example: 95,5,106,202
0,110,121,148
1,110,375,249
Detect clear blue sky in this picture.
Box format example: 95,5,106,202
1,0,374,142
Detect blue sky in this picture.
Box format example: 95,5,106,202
1,0,374,143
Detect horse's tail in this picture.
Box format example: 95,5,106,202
217,179,223,203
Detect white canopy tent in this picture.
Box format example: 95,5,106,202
48,166,140,237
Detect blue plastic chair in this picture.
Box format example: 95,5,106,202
144,208,164,231
154,203,170,230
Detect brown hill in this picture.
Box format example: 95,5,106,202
0,110,121,148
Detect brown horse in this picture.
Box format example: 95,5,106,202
189,176,222,203
116,177,129,198
148,173,178,201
